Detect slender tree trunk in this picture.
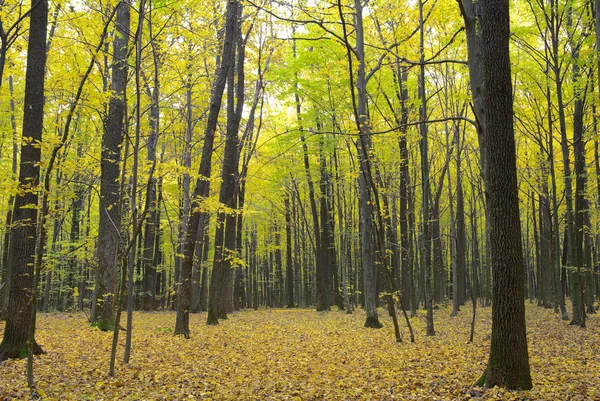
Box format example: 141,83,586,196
455,130,467,306
552,7,577,325
175,0,237,336
571,75,586,326
418,0,434,336
447,126,458,316
285,196,295,308
0,75,19,319
207,8,245,324
397,70,412,312
544,47,569,319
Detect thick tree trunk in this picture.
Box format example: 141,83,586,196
0,0,48,360
93,1,130,330
477,0,532,389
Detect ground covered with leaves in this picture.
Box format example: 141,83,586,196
0,304,598,400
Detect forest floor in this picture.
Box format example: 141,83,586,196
0,303,598,400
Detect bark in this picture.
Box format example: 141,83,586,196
397,70,412,312
418,0,434,336
319,141,336,309
459,0,487,180
539,160,553,308
477,0,532,389
207,3,245,324
350,0,381,328
333,150,351,313
199,228,210,312
571,84,586,326
455,134,467,306
447,126,458,316
553,4,576,322
0,75,18,319
181,52,195,311
275,226,284,307
93,0,130,330
0,0,48,360
544,44,569,319
175,0,237,336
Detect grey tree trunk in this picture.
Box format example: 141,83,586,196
0,75,18,319
93,0,130,330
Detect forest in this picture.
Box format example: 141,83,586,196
0,0,599,399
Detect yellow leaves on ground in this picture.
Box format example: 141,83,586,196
0,304,598,400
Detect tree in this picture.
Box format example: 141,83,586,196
0,0,48,361
207,0,245,324
93,0,130,331
175,0,238,337
476,0,532,390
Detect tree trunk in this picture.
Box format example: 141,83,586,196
0,0,48,360
175,0,237,336
285,196,295,308
571,82,586,326
207,4,245,324
397,69,411,312
418,0,434,336
93,0,130,330
476,0,532,389
0,75,19,319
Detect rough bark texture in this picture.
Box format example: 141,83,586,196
207,4,244,324
0,0,48,360
352,0,381,328
175,2,236,336
477,0,532,389
93,2,130,330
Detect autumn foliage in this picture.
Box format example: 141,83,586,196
1,305,598,400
